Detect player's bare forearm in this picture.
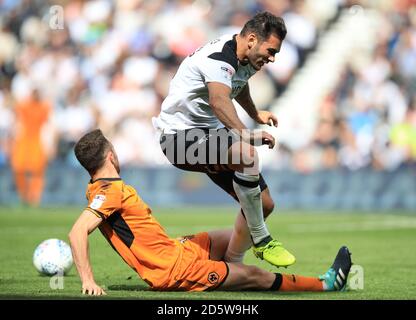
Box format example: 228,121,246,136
211,95,247,131
68,225,95,283
69,229,106,295
208,82,246,131
235,85,278,127
235,84,259,120
68,210,105,294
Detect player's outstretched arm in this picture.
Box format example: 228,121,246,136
208,82,275,148
234,84,258,120
68,210,106,296
235,84,278,127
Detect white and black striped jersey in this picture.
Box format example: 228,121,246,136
152,34,257,134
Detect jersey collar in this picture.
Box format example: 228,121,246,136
90,177,122,184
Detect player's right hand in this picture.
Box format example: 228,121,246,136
82,280,107,296
249,130,275,149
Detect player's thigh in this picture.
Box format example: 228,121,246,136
208,230,233,261
159,132,207,172
220,263,274,291
160,128,232,173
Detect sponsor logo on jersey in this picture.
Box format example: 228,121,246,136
90,194,106,209
221,66,233,79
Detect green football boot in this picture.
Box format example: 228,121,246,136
252,239,296,267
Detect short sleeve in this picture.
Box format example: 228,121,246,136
198,59,235,89
86,185,121,219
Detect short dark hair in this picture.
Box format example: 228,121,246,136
74,129,111,175
240,12,287,41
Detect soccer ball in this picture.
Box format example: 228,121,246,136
33,239,73,276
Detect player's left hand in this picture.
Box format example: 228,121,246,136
255,111,278,127
82,280,107,296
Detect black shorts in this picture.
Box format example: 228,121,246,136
160,128,268,201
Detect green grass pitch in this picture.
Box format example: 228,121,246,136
1,206,415,299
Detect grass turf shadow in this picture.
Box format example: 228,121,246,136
107,284,149,292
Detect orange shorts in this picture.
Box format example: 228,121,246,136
154,232,229,292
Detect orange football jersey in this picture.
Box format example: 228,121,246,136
84,178,228,291
85,178,181,288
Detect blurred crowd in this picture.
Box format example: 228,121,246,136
273,0,416,173
0,0,415,176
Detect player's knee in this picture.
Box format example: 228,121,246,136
239,146,259,172
229,143,260,174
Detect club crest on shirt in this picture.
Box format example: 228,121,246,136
90,194,106,209
208,272,219,284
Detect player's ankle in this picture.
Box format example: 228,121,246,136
254,235,273,247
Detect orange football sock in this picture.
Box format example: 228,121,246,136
279,274,323,292
28,172,44,206
14,171,28,203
